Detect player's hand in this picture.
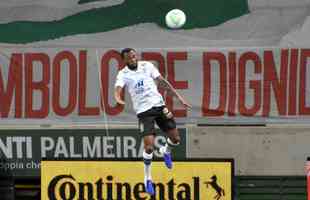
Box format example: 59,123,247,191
116,99,126,105
179,97,192,109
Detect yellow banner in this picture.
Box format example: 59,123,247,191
41,160,233,200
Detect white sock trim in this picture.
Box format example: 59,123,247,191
143,150,153,160
167,138,180,146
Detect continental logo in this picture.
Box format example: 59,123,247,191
41,160,233,200
47,174,205,200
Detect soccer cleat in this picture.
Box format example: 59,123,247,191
159,146,173,169
145,179,155,195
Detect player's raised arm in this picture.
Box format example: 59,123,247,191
155,75,191,108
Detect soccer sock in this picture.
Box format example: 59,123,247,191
143,150,153,180
164,138,180,153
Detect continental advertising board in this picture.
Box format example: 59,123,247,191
41,159,234,200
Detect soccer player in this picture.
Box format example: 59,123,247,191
114,48,191,195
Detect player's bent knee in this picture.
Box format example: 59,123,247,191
144,146,154,154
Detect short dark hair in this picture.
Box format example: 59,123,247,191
120,48,135,59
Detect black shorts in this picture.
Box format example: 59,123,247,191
137,106,176,136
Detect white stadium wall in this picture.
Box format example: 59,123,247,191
188,125,310,176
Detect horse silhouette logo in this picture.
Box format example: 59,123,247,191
204,175,225,200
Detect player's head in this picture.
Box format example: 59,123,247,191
121,48,138,70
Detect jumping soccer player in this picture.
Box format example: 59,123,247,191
114,48,191,195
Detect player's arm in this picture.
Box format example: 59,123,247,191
114,86,125,105
156,75,191,108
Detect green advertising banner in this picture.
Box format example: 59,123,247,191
0,128,187,177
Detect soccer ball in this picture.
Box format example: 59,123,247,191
165,9,186,29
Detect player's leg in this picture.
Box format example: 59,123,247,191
138,112,156,195
156,107,180,169
143,134,155,195
159,127,180,169
165,128,181,152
